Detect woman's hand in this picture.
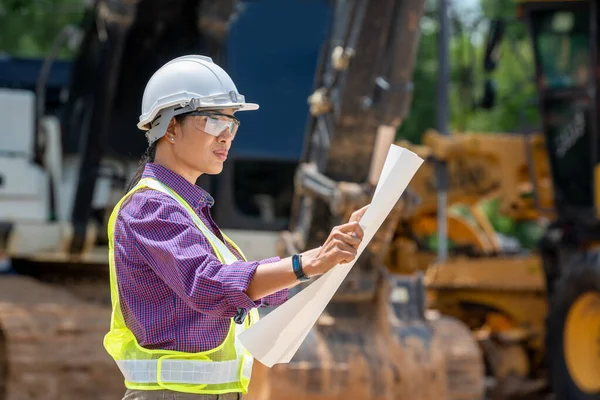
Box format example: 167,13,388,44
302,204,370,277
246,204,370,300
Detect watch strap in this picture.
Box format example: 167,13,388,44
292,254,310,282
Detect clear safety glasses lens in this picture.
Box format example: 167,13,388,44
191,114,240,137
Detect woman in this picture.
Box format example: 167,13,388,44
104,55,367,400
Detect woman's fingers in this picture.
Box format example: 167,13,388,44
336,221,364,239
334,242,358,264
333,231,361,248
349,204,369,223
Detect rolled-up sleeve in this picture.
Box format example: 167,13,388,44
255,256,289,307
121,195,273,318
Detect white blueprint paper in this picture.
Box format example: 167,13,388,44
238,145,424,367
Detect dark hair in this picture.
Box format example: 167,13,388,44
126,140,157,191
126,114,187,191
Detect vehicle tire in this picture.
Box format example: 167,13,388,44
546,251,600,400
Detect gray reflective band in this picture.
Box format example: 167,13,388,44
116,357,253,384
116,313,253,385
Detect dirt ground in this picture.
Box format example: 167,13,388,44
0,272,557,400
0,275,125,400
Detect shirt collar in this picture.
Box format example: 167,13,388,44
142,163,214,209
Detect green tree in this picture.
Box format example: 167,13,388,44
454,37,539,133
397,0,541,143
0,0,85,58
396,6,439,144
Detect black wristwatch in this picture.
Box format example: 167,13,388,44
292,254,311,282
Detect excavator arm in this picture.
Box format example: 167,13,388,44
281,0,426,298
263,3,487,399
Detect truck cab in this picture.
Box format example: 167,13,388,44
519,0,598,224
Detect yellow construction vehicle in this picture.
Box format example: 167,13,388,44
384,1,600,399
385,130,554,398
396,129,554,258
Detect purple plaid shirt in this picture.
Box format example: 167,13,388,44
113,162,289,352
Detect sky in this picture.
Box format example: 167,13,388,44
450,0,487,44
454,0,482,14
452,0,483,26
421,0,486,43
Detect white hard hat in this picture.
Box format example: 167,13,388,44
138,55,259,145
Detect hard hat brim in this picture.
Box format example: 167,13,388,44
138,101,259,131
236,102,259,111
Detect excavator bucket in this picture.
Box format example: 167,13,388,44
246,284,485,400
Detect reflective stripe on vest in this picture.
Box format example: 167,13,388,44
115,322,254,384
104,177,259,395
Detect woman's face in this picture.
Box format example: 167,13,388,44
168,108,238,176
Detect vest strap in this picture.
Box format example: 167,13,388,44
138,178,241,264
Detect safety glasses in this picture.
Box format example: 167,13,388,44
186,111,241,138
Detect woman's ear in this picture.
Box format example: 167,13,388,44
165,117,178,142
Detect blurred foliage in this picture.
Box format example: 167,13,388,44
397,0,542,144
0,0,86,59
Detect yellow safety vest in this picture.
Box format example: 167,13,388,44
104,177,259,395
